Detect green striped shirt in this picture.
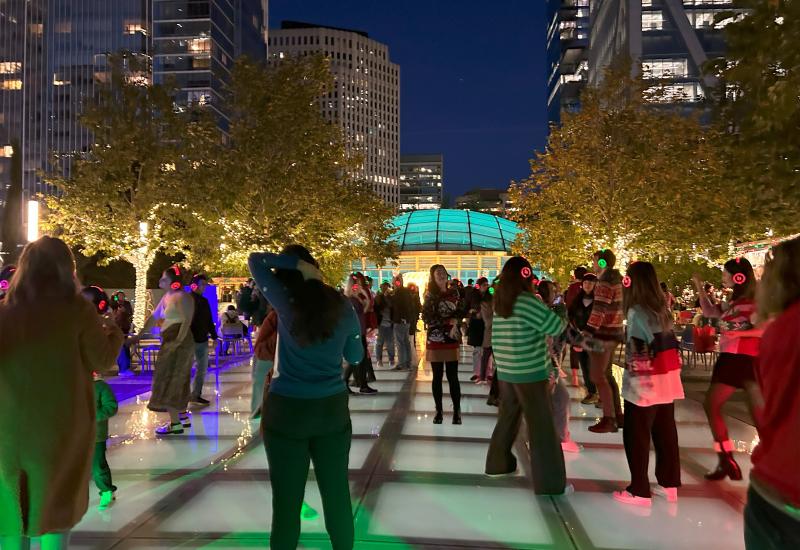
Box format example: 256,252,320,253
492,292,567,383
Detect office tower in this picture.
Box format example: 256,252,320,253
455,188,512,216
268,21,400,206
547,0,592,126
588,0,744,102
152,0,268,126
399,154,443,211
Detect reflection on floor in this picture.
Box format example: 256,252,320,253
70,337,754,550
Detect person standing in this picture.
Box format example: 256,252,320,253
745,236,800,549
110,291,135,377
189,273,218,405
585,249,625,433
248,245,364,550
92,371,119,510
568,273,599,403
391,274,417,371
422,264,464,424
467,279,486,383
251,307,278,418
0,237,123,550
476,278,494,383
613,261,683,507
374,282,395,369
485,257,567,494
693,257,764,481
343,274,378,394
661,282,676,315
141,266,196,435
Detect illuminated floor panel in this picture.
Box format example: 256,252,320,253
71,347,750,549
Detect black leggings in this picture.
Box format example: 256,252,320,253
431,361,461,413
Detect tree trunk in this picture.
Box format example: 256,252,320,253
132,256,152,332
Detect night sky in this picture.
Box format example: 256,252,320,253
268,0,549,200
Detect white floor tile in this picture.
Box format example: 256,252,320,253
364,482,554,546
567,492,745,549
403,413,496,439
229,439,375,471
565,447,699,483
392,440,513,476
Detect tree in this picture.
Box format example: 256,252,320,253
707,0,800,236
44,55,224,328
0,139,24,264
203,55,396,281
510,59,743,282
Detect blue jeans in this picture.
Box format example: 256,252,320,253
376,323,395,364
117,343,131,373
191,341,210,398
393,321,411,369
745,485,800,549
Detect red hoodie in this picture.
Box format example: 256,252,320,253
751,300,800,508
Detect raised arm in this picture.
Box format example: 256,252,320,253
248,252,299,315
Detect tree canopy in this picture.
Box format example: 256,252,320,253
510,61,742,282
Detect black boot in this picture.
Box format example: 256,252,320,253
705,451,742,481
453,408,462,425
433,410,443,424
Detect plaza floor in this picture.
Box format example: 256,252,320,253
69,338,756,550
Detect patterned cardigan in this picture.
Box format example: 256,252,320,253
586,269,625,343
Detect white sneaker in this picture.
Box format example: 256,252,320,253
653,485,678,502
485,468,518,478
561,440,582,453
613,490,652,507
376,362,383,369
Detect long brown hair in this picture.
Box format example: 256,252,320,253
494,256,536,318
5,237,77,306
758,236,800,319
623,261,670,327
426,264,447,297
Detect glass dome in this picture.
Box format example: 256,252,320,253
390,209,521,252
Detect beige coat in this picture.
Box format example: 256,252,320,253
0,296,123,536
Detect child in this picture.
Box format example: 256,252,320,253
538,281,581,453
93,371,119,510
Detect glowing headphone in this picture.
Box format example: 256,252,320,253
0,265,16,292
622,275,632,288
169,265,183,290
732,273,746,285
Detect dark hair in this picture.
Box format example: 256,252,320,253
660,281,668,291
623,262,670,326
227,304,236,311
594,249,616,270
537,280,557,305
278,244,345,346
164,265,183,289
6,237,77,306
723,257,756,301
581,273,598,283
81,285,110,314
495,256,535,318
476,277,488,286
758,236,800,318
191,273,208,285
574,266,588,279
427,264,448,297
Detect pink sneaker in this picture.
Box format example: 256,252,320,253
653,485,678,502
561,440,582,453
612,490,652,507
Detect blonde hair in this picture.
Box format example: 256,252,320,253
5,236,77,306
757,236,800,319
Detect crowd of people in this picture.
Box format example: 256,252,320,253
0,235,798,549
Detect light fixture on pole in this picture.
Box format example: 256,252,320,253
27,200,39,242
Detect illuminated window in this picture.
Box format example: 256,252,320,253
2,145,13,157
53,73,70,86
124,21,147,35
55,21,72,33
642,58,688,78
187,38,211,53
0,62,21,74
642,11,664,30
1,80,23,90
29,23,43,35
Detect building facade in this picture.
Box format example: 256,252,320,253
587,0,742,102
0,0,267,219
454,188,511,216
152,0,267,126
399,154,442,211
268,21,400,206
547,0,592,125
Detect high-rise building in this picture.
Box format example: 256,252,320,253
152,0,268,125
268,21,400,206
0,0,267,223
587,0,743,102
455,188,512,216
547,1,592,126
399,154,443,211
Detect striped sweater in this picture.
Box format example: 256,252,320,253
492,292,567,383
586,269,624,342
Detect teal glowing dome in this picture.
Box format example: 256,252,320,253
390,209,521,253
